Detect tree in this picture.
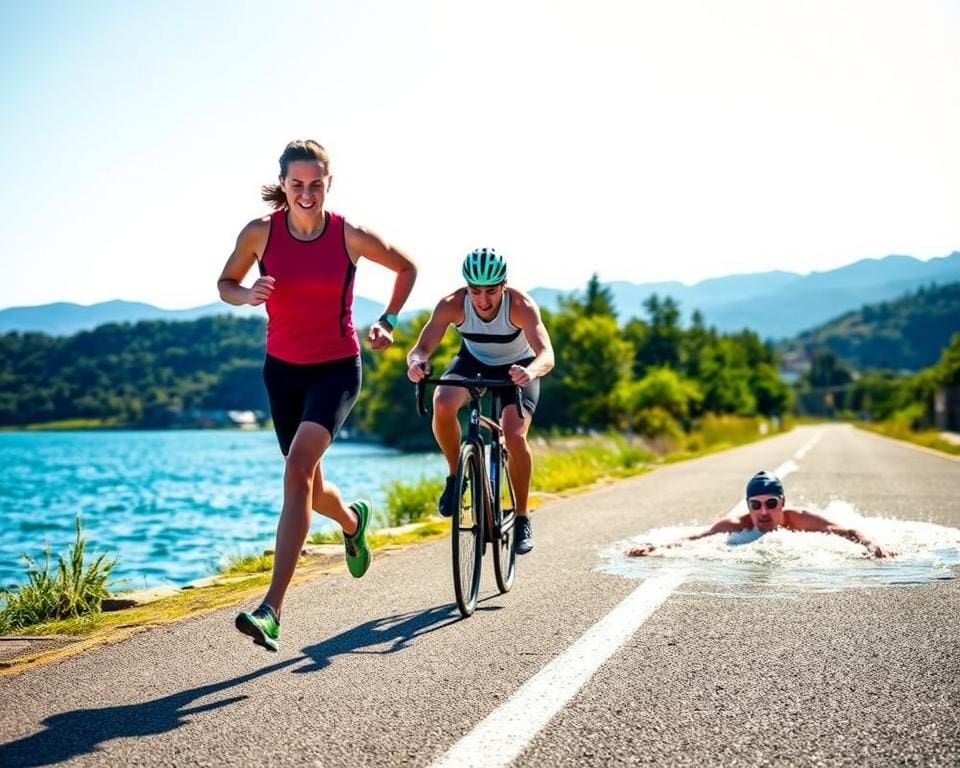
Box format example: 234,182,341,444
750,362,794,416
806,349,853,388
935,332,960,386
697,338,757,415
633,294,682,370
537,312,634,429
356,312,462,448
556,273,617,320
615,367,703,437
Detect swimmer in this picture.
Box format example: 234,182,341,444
626,471,896,559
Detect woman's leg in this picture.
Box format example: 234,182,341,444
311,469,358,535
263,421,331,615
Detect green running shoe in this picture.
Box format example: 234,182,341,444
344,499,372,578
235,604,280,652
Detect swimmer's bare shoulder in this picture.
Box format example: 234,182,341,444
781,507,828,531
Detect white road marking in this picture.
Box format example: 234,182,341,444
432,430,825,768
793,430,822,461
430,572,687,768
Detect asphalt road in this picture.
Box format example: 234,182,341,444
1,424,958,767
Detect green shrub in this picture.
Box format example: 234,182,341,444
0,517,118,631
383,476,445,526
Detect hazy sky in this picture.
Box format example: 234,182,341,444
2,0,958,311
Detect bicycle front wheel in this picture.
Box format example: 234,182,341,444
491,445,517,594
452,442,485,617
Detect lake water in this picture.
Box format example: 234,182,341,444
0,430,446,591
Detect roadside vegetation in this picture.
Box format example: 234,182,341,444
1,273,799,637
857,421,960,457
0,410,786,644
11,275,957,655
792,330,960,452
0,517,117,633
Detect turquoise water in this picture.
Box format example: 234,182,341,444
0,431,446,590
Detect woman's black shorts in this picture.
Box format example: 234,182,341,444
442,346,540,415
262,354,361,455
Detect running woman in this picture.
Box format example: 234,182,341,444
218,139,417,651
406,248,554,555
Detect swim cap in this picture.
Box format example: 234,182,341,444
745,471,784,498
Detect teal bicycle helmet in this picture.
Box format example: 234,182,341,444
462,248,507,286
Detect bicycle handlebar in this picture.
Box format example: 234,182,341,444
415,374,525,421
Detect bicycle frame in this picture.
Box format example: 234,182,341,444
416,374,523,523
416,374,523,613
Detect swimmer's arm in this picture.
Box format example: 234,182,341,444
825,525,895,558
793,510,895,558
626,515,751,557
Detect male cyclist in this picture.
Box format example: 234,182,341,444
406,248,555,554
626,470,895,558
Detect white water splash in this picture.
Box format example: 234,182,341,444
598,501,960,599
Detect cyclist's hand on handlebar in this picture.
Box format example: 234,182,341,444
407,360,431,383
508,364,534,386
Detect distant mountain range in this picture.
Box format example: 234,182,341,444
2,251,958,339
777,281,960,372
0,297,384,336
531,251,960,339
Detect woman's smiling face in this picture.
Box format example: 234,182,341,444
281,160,330,214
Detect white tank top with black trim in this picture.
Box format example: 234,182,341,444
456,291,534,366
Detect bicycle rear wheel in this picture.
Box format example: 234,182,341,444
452,442,484,617
491,445,517,594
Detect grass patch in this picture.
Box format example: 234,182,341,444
857,421,960,456
219,552,276,575
532,435,655,493
678,413,789,455
531,415,786,493
2,571,274,644
309,529,343,545
0,517,118,633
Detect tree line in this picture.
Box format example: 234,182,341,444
0,316,269,427
11,274,955,439
358,276,792,447
0,276,794,440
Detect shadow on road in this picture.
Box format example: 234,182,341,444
0,658,298,768
0,603,462,766
296,602,461,672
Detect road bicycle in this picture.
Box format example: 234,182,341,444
416,373,523,617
